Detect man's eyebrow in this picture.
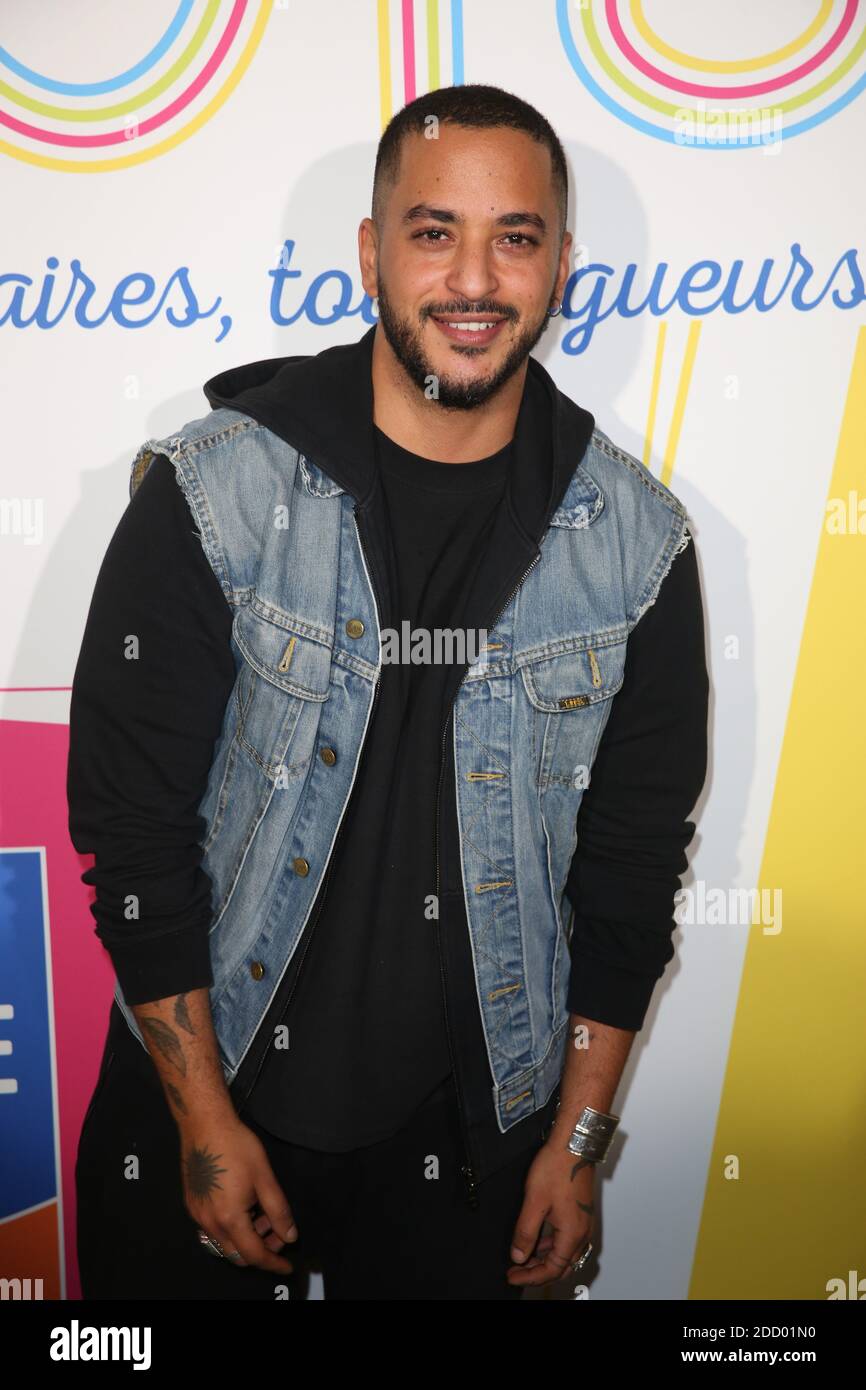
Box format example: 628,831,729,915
401,203,547,234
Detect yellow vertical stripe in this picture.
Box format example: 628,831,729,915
427,0,440,89
377,0,392,131
690,327,866,1298
661,321,700,487
643,320,667,470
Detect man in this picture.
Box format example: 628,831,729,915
68,83,708,1301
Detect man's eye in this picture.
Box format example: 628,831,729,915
412,229,538,246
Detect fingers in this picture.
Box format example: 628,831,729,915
508,1225,589,1287
509,1194,549,1265
520,1231,555,1268
217,1210,294,1275
196,1206,294,1274
255,1170,299,1246
253,1211,290,1254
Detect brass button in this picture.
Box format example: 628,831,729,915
250,960,265,981
345,618,365,638
319,746,337,766
292,857,310,876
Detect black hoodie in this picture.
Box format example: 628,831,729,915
68,325,708,1194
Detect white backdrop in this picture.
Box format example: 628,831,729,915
1,1,864,1301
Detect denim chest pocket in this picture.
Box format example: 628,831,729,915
519,639,627,789
232,603,332,782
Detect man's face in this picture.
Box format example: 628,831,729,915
364,125,570,411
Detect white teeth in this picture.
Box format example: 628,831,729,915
444,321,498,331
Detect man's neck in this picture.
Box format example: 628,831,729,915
370,324,526,464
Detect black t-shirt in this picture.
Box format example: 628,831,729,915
242,425,513,1148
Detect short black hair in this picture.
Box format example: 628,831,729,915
372,83,568,241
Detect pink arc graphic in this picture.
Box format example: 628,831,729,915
606,0,858,100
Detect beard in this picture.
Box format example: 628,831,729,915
374,276,554,411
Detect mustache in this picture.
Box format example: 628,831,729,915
423,304,517,320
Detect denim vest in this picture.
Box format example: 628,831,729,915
117,410,688,1134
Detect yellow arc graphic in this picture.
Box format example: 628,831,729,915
631,0,833,74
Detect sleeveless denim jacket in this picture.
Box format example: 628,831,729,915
117,409,689,1135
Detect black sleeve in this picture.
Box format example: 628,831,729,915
66,454,236,1005
564,533,709,1030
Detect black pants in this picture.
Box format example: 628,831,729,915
75,1005,537,1300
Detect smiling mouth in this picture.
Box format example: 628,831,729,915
430,316,508,345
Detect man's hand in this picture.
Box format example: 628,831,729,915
129,988,299,1275
506,1140,594,1288
180,1114,299,1275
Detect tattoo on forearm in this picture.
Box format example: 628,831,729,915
165,1081,188,1116
140,1016,187,1076
173,993,196,1036
184,1146,227,1201
577,1199,594,1216
570,1158,595,1180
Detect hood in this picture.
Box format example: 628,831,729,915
203,322,596,543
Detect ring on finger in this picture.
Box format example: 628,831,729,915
197,1228,241,1262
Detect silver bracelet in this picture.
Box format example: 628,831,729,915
559,1103,620,1164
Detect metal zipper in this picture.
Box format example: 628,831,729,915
434,547,542,1209
231,509,383,1113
